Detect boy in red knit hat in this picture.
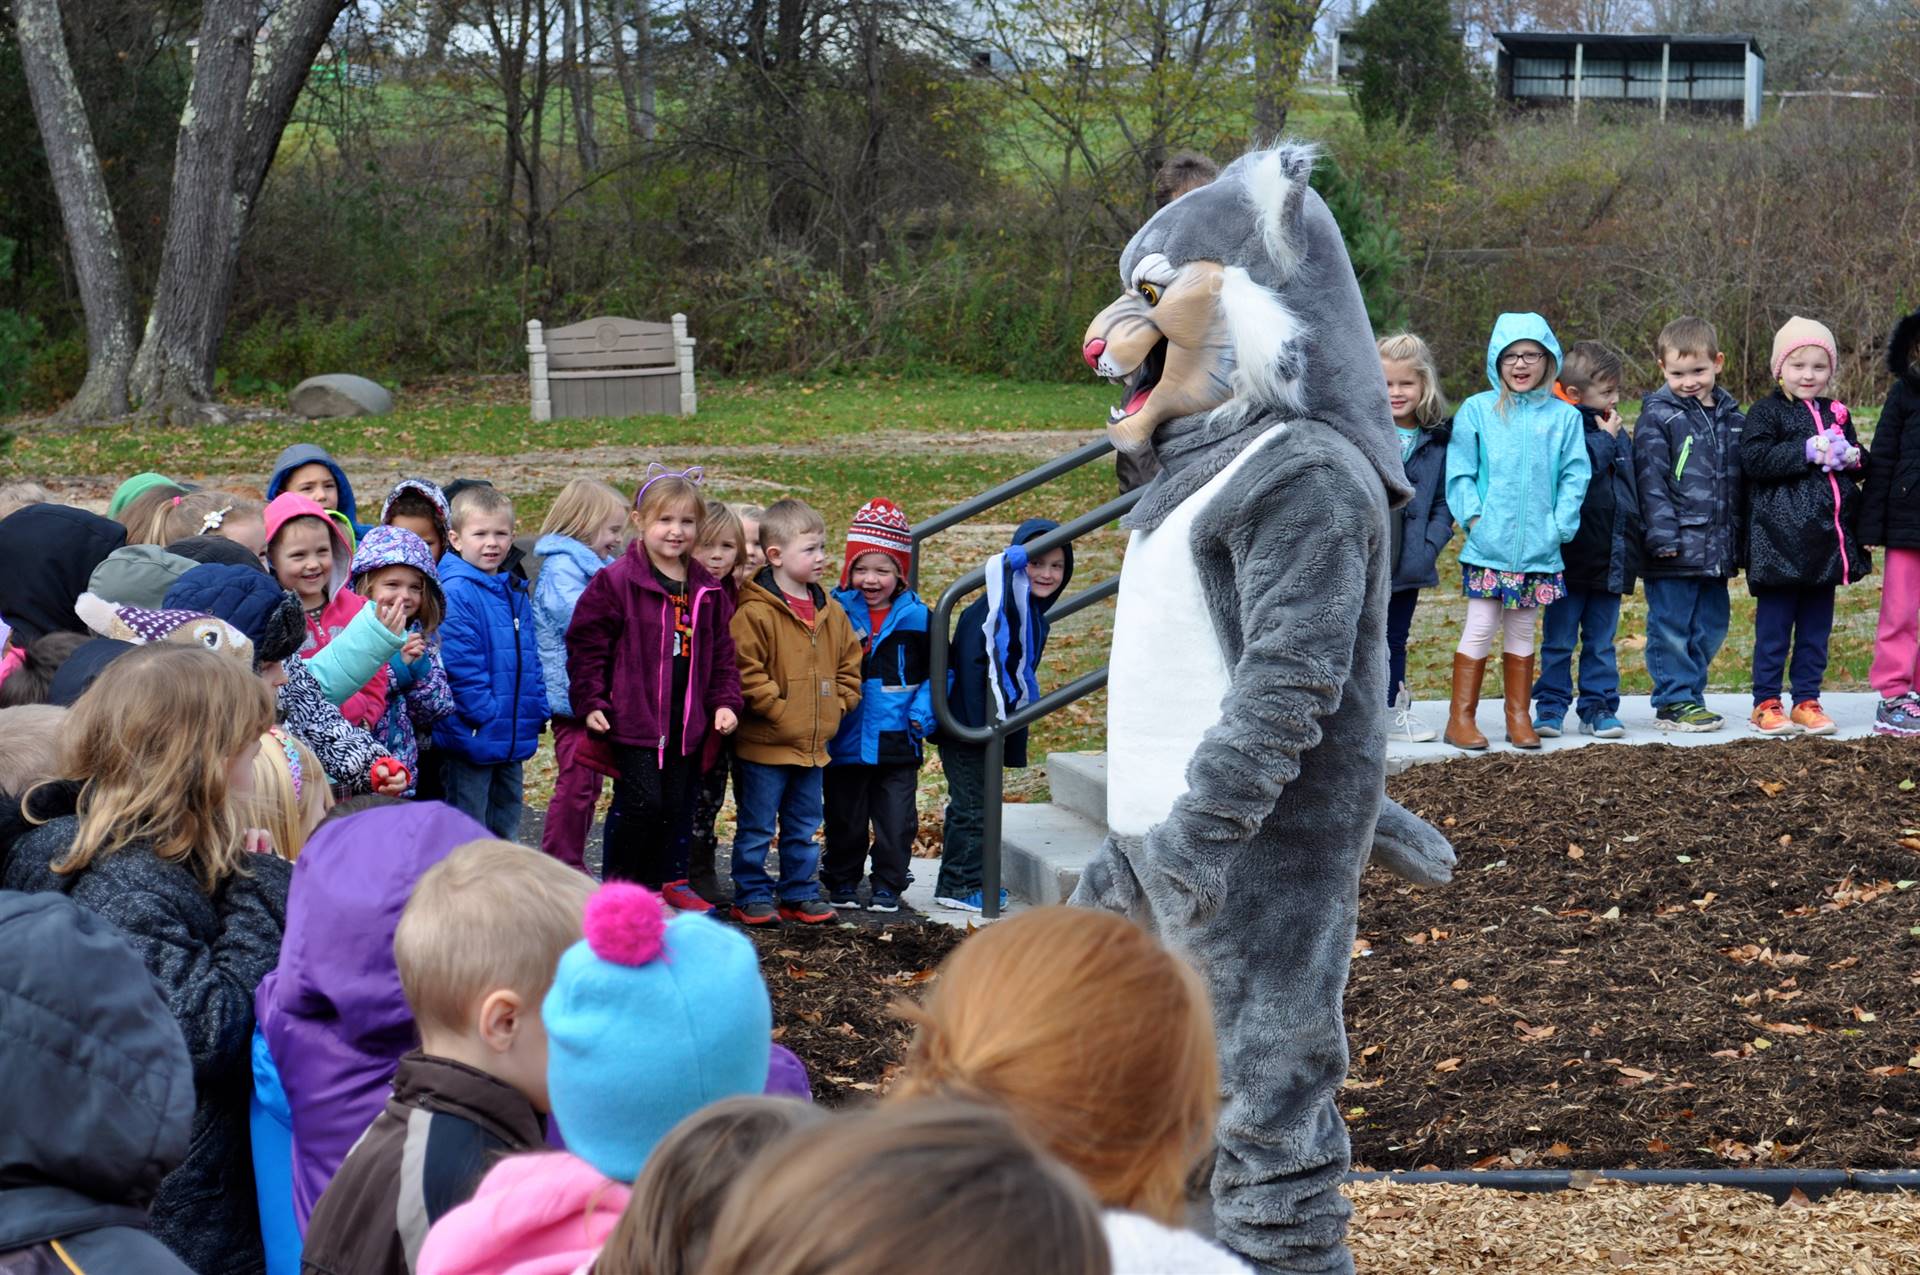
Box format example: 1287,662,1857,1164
823,499,935,912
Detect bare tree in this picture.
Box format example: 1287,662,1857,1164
1250,0,1320,136
11,0,137,418
560,0,600,168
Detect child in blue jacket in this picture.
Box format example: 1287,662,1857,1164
433,486,547,839
1444,313,1590,752
823,499,934,914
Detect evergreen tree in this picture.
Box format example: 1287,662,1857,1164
1347,0,1491,143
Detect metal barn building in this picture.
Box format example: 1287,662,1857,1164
1493,32,1765,129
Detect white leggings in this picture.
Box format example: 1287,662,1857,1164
1457,599,1537,659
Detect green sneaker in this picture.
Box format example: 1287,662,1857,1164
1656,701,1722,733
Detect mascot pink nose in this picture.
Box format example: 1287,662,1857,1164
1083,338,1107,370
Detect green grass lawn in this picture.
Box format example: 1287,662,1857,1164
4,375,1890,804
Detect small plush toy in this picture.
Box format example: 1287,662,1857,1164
74,593,256,665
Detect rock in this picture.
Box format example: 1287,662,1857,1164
288,374,394,419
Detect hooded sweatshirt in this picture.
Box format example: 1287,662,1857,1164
944,518,1075,769
253,803,493,1228
268,444,366,537
729,565,863,767
0,504,128,643
349,528,455,792
1444,313,1591,577
266,493,394,727
87,545,200,608
531,532,613,719
0,890,197,1275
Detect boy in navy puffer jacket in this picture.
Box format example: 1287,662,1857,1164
1634,316,1745,733
823,500,935,914
433,486,547,839
1533,341,1641,739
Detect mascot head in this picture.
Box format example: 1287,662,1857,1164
74,593,257,666
1083,144,1398,493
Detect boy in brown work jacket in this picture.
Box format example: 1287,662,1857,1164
728,498,863,925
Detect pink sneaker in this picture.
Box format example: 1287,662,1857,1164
661,880,713,913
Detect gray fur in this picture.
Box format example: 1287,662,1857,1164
1071,146,1452,1274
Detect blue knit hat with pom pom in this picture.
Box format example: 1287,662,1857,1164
542,882,773,1181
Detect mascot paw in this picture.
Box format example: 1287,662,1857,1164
1068,837,1143,917
1370,796,1457,885
1145,826,1228,925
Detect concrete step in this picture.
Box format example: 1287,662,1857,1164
1001,802,1106,906
1045,751,1108,826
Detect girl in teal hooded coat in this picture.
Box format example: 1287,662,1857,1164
1443,313,1590,751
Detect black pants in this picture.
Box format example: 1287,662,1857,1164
686,753,732,903
604,744,695,888
821,763,919,895
1385,587,1420,704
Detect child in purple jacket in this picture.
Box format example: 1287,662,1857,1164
565,470,743,909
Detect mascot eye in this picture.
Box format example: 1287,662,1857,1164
1138,282,1161,306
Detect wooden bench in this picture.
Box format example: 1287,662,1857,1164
527,314,697,420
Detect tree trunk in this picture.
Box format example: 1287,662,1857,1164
129,0,257,420
13,0,136,419
605,0,644,137
560,0,599,171
425,0,457,62
1251,0,1319,137
633,0,656,141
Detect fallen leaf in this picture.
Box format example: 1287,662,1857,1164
1433,1057,1462,1073
1851,1005,1878,1022
1544,1141,1573,1158
1828,955,1860,969
1567,843,1584,859
1602,905,1621,920
1450,978,1471,990
1757,779,1786,796
1783,1187,1812,1208
1515,1019,1557,1041
1646,1137,1673,1153
1867,1065,1910,1077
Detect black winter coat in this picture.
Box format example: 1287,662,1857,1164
0,786,290,1275
1634,385,1745,579
1860,309,1920,550
0,890,196,1274
1740,389,1872,591
1389,421,1455,591
0,504,127,643
1563,408,1642,595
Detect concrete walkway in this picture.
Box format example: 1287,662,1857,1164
1385,690,1886,773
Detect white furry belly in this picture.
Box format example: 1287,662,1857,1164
1107,424,1286,837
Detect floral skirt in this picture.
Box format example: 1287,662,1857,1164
1462,565,1566,609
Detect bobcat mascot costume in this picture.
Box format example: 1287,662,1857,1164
1068,145,1455,1273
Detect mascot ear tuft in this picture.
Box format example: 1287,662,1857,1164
1245,142,1318,278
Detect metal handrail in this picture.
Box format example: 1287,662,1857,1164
914,438,1141,918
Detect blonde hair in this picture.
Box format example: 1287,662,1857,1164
695,1099,1110,1275
696,500,744,555
40,645,275,892
394,839,594,1035
449,485,514,532
602,1097,826,1275
352,562,445,635
157,491,263,546
0,705,66,797
0,482,51,520
117,484,190,544
539,478,628,545
246,727,331,860
756,498,825,552
891,907,1217,1225
635,474,706,527
1377,332,1450,426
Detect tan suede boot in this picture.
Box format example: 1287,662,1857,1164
1444,653,1488,750
1504,653,1541,749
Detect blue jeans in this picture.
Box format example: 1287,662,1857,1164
1643,577,1731,708
1752,586,1836,705
1532,589,1623,721
729,760,825,904
441,757,525,841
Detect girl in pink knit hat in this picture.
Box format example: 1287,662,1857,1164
1739,316,1871,736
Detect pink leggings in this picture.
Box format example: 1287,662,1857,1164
1871,547,1920,698
1457,598,1537,658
